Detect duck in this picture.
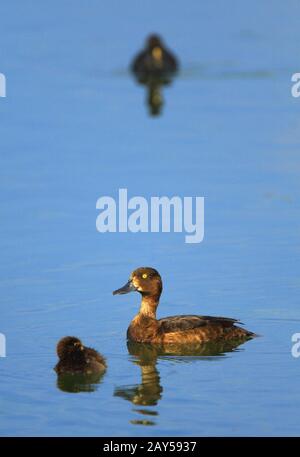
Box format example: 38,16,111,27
131,34,179,81
54,336,107,375
113,267,256,345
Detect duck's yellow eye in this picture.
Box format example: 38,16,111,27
142,273,148,279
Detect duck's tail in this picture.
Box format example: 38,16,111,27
232,325,259,340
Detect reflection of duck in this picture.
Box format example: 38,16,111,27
130,35,178,116
127,339,253,359
113,267,257,345
114,342,163,426
114,338,251,425
131,34,178,82
147,82,164,116
54,336,107,375
115,342,163,407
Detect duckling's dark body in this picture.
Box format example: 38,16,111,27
131,34,178,81
55,336,106,375
114,268,256,345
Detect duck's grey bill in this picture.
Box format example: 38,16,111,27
113,280,136,295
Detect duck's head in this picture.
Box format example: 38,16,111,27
146,34,164,64
113,267,162,299
56,336,84,359
147,34,163,50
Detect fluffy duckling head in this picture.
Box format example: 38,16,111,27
113,267,162,299
56,336,84,359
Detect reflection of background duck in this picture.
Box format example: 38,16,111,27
133,74,174,117
114,338,249,425
147,81,164,116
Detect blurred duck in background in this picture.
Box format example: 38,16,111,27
131,34,178,80
130,34,179,116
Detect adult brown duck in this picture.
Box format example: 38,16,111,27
113,267,256,345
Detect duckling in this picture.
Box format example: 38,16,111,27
131,34,179,80
54,336,107,375
113,267,257,345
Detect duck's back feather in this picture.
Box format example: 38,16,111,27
158,315,242,333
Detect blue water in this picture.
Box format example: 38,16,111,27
1,0,300,436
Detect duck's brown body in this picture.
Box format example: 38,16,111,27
131,34,178,81
127,313,254,344
114,267,256,346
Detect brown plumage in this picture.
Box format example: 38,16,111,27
54,336,107,375
113,267,256,345
131,34,179,80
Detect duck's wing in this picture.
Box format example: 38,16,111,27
158,315,242,333
131,50,147,73
164,49,179,72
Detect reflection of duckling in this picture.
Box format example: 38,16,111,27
131,34,178,81
113,268,257,345
56,371,104,393
54,336,107,375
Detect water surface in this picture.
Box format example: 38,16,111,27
1,0,300,436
